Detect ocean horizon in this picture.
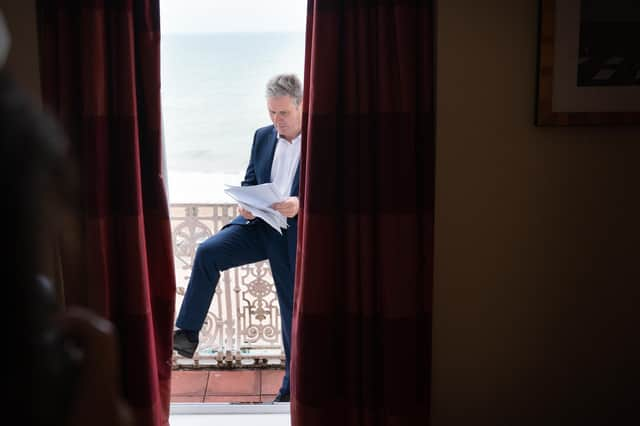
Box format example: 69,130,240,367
161,32,305,203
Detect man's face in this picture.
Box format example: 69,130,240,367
267,95,302,141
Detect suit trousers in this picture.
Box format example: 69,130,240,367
176,220,295,395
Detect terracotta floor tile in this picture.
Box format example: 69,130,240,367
203,395,262,403
206,370,260,396
261,394,278,403
171,371,209,396
171,395,205,403
261,369,285,395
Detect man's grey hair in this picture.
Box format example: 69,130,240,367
266,74,303,106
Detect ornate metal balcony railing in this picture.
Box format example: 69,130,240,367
171,204,284,368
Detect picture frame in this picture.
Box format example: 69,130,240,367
535,0,640,126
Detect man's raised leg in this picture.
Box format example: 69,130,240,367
174,224,266,357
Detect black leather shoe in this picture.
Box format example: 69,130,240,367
173,329,198,358
272,391,290,403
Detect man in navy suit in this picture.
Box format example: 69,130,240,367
173,74,302,403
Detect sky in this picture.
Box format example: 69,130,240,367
160,0,307,33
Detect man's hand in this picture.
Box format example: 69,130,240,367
238,205,255,220
272,196,299,218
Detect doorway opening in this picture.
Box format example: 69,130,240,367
160,0,306,408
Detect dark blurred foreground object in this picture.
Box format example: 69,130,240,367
1,69,134,425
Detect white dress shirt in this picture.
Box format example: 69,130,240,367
270,133,301,198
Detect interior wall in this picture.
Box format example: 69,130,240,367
0,1,41,101
432,1,640,424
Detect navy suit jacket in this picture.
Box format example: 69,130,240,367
229,125,300,230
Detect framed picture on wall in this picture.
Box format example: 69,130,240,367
535,0,640,126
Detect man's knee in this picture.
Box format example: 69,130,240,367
193,240,222,270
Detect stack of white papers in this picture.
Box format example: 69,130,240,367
224,183,288,234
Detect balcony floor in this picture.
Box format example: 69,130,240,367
171,368,285,403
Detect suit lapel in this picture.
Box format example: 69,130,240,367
263,126,278,183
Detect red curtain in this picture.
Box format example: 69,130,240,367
292,1,435,424
36,2,175,425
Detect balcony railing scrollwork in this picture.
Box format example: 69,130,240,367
171,204,284,368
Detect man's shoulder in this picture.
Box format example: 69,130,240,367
254,125,275,140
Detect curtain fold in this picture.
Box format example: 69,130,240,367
36,2,175,425
292,1,435,424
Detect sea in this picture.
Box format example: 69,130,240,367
160,32,305,203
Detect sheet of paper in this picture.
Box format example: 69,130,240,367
224,183,289,234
